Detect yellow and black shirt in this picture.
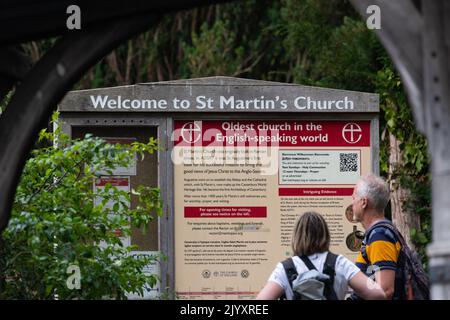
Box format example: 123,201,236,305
356,220,402,275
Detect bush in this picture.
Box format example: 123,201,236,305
0,115,162,299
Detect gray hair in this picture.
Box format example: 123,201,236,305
356,174,390,212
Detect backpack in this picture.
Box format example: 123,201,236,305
361,221,430,300
281,252,338,300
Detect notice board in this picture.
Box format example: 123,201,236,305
173,119,371,299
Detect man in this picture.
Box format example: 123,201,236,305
351,174,402,300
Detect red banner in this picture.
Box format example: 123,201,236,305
184,206,267,218
279,187,354,196
174,120,370,147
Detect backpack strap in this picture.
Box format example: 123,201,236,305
373,222,406,248
301,253,339,300
323,252,339,300
361,242,370,264
282,257,298,288
299,255,317,271
281,257,299,300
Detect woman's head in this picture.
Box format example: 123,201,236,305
291,211,330,256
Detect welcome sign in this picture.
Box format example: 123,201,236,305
59,78,378,113
87,95,356,111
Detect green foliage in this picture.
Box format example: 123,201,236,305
182,20,245,77
0,115,162,299
404,175,431,265
180,0,279,79
376,64,429,174
314,17,381,91
280,0,361,84
375,61,431,264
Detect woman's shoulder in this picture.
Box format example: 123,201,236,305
333,253,361,279
334,253,355,266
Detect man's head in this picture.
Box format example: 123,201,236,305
352,174,390,223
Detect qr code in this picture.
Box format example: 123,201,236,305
340,153,358,172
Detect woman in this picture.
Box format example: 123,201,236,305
256,211,386,300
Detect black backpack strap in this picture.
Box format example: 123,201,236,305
324,252,338,276
361,243,370,264
374,222,406,247
323,252,339,300
281,257,299,300
299,255,317,271
281,257,298,290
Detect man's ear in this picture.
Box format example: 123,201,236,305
361,197,368,209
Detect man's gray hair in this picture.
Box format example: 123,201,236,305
356,174,390,212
